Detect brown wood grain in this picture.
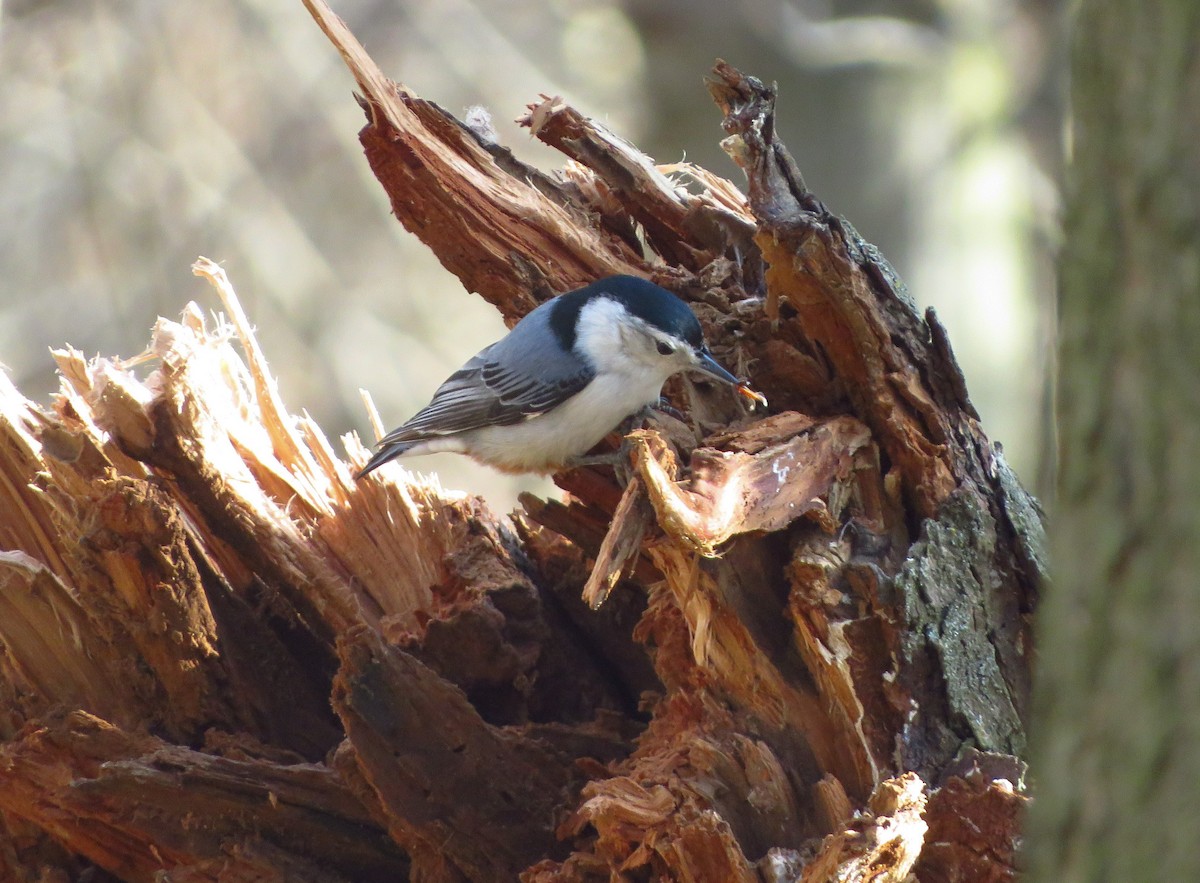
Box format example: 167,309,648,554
0,6,1039,879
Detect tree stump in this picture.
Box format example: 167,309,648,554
0,2,1041,880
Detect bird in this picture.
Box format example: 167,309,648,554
356,275,765,478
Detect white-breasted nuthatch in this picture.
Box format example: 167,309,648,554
356,275,765,478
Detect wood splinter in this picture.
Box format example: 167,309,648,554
581,474,653,609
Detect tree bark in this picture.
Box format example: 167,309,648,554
0,1,1042,879
1023,0,1200,879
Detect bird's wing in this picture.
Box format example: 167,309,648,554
375,339,594,445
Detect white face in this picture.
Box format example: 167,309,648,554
617,319,698,377
574,297,698,381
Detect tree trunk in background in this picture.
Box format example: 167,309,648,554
1024,1,1200,880
0,1,1043,880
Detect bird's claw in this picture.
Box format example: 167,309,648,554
649,398,687,422
563,446,636,485
564,402,682,485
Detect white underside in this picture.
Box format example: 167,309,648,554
402,365,668,472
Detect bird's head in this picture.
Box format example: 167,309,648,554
554,276,760,398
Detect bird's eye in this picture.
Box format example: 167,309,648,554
656,340,675,356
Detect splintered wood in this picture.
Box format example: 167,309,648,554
0,710,407,881
624,413,872,556
0,5,1039,880
0,261,554,880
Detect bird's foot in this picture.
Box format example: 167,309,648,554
563,402,682,483
564,443,638,486
648,397,687,423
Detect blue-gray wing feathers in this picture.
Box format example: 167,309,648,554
358,301,593,476
376,350,592,442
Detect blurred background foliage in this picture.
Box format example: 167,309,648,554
0,0,1063,510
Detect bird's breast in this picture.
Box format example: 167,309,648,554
463,368,666,472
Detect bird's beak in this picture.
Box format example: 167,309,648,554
695,349,741,386
694,349,769,409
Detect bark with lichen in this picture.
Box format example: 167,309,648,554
0,1,1040,880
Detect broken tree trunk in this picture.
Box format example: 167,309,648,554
0,2,1042,880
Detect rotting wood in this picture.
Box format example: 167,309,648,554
797,773,928,883
1,262,638,876
0,709,409,883
520,95,763,286
580,474,652,610
332,625,576,882
0,2,1039,879
301,0,644,321
708,62,1040,776
628,413,872,556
